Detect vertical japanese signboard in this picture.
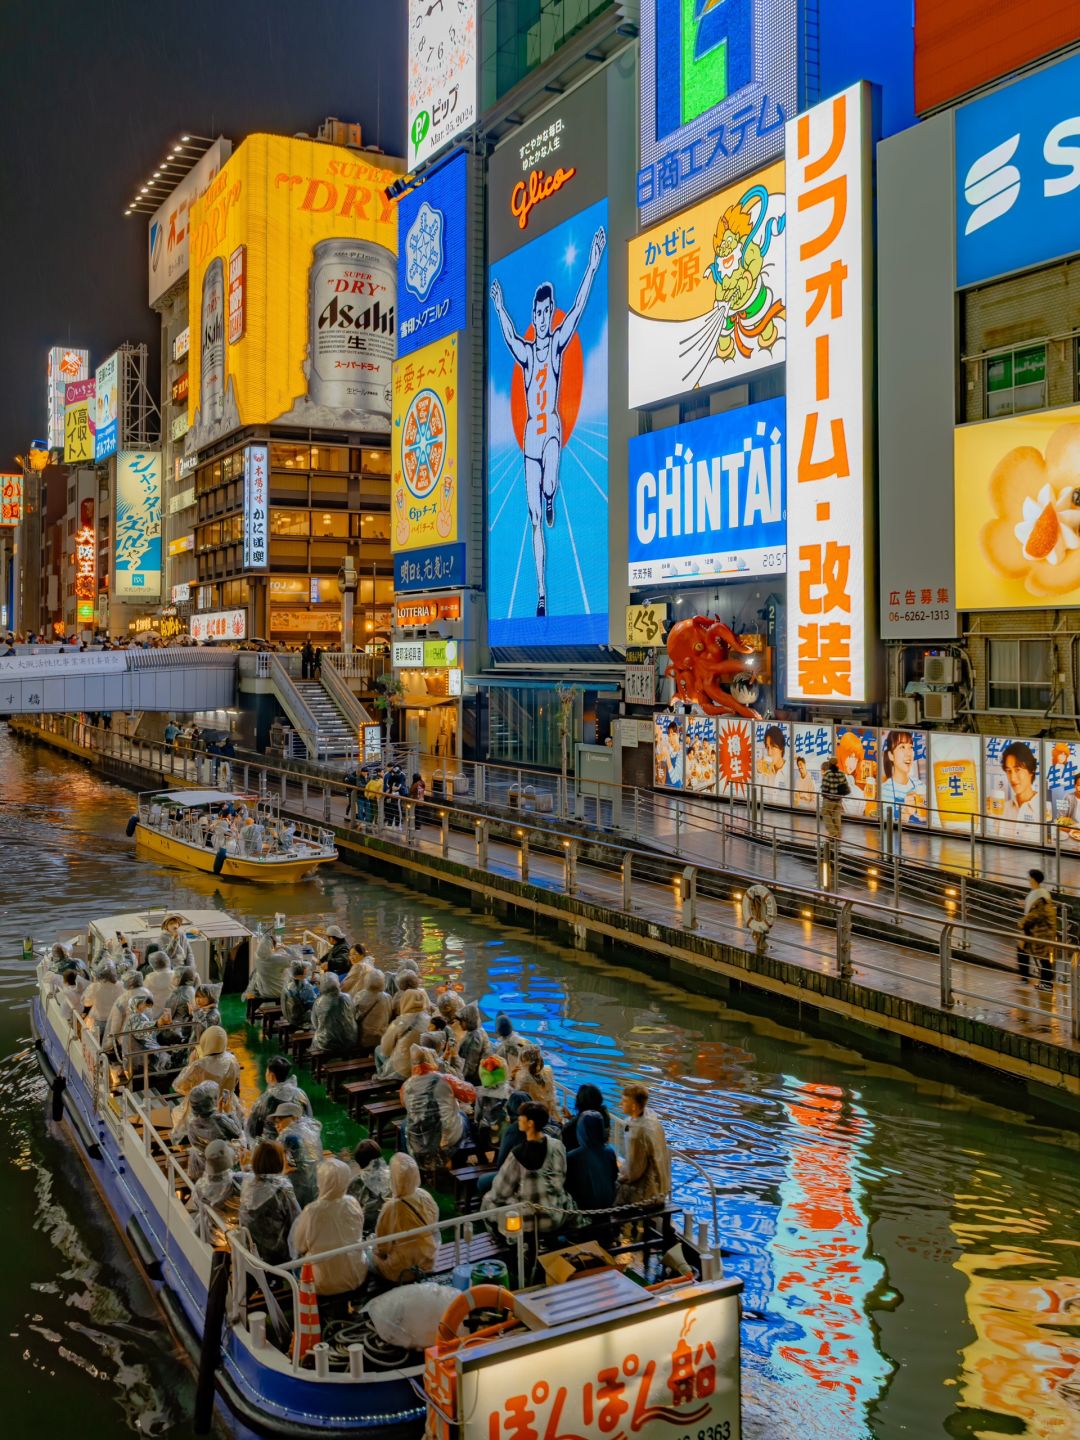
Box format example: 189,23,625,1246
391,333,461,580
95,352,120,461
243,443,268,569
74,498,97,617
0,474,23,525
785,82,873,704
114,450,162,600
47,347,89,450
63,379,96,463
407,0,477,169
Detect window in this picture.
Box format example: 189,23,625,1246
361,448,391,477
986,344,1047,417
311,511,349,538
309,445,349,473
311,473,348,505
270,508,310,536
988,638,1053,712
271,443,310,471
221,580,250,608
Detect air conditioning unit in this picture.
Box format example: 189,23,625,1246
923,692,957,722
889,696,921,725
924,655,959,685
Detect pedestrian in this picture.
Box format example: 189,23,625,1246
313,646,323,680
820,755,850,847
301,639,314,680
343,763,358,824
365,767,384,826
163,720,179,752
1019,868,1057,990
409,772,426,831
383,766,400,828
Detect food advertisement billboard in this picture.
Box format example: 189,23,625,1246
242,443,268,569
190,609,246,642
147,137,231,306
955,49,1080,289
928,732,981,832
486,197,609,647
397,148,468,359
955,405,1080,609
685,713,719,794
1045,739,1080,845
47,347,89,450
879,727,929,828
792,722,832,810
717,716,754,799
754,721,791,807
653,711,684,789
0,474,23,526
407,0,477,169
984,735,1042,844
114,450,162,601
63,379,96,464
785,83,874,704
186,134,399,452
637,0,798,224
835,725,878,819
95,352,119,461
627,161,785,407
628,398,785,587
391,334,459,557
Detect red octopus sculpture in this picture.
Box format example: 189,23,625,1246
664,614,761,719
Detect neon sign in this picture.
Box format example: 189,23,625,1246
510,165,577,231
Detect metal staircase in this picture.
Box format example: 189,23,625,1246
292,681,361,760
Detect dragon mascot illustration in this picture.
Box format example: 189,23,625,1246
664,615,761,720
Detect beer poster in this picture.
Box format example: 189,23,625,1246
391,334,459,554
186,134,401,451
63,379,96,463
928,733,981,833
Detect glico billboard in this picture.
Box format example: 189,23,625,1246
186,134,401,452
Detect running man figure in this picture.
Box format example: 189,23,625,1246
490,226,606,617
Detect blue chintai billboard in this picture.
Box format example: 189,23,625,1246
628,397,786,586
486,196,609,648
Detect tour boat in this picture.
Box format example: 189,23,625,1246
127,789,337,884
31,907,743,1440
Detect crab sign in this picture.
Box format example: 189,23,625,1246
664,615,762,720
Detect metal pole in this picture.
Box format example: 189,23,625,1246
892,850,900,919
633,787,640,841
622,852,633,911
441,809,450,857
771,830,778,881
959,873,969,951
720,810,727,866
564,841,578,896
1056,822,1062,893
836,899,853,980
675,801,682,857
681,866,697,929
969,813,976,877
939,923,953,1008
520,833,529,882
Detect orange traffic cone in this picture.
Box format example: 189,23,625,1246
295,1262,321,1363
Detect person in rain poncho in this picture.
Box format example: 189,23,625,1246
47,942,81,982
473,1054,511,1144
246,1056,313,1141
172,1025,242,1140
191,1139,244,1246
281,1126,320,1209
493,1013,527,1071
353,968,391,1050
105,972,144,1054
322,926,352,977
310,972,358,1058
58,970,86,1024
481,1101,575,1237
453,1003,493,1086
376,989,429,1080
270,1103,324,1165
614,1084,672,1205
560,1083,611,1150
386,956,419,999
372,1153,440,1285
280,960,318,1030
436,989,466,1026
401,1044,476,1175
182,1080,244,1181
346,1139,391,1232
290,1158,367,1296
511,1046,559,1115
169,966,198,1034
246,929,295,1002
340,944,371,997
390,968,429,1018
241,816,265,858
190,984,222,1046
122,990,172,1069
159,914,196,970
81,963,122,1041
565,1110,618,1213
144,951,175,1020
108,933,139,974
239,1141,301,1267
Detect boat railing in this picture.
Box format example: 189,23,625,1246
226,1202,531,1374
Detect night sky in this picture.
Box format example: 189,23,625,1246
0,0,406,469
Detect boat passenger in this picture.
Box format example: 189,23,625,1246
473,1055,511,1144
159,914,196,970
290,1158,367,1296
172,1025,242,1139
346,1139,391,1231
144,952,175,1020
565,1111,618,1213
401,1044,476,1176
376,989,429,1080
322,926,352,977
105,972,143,1054
189,984,222,1045
310,972,358,1058
511,1046,559,1116
122,990,177,1071
386,955,419,998
190,1139,243,1246
280,1127,320,1209
481,1102,575,1237
183,1081,244,1181
246,1057,313,1141
110,933,138,974
246,930,293,1002
435,988,466,1026
493,1013,527,1070
560,1084,612,1150
340,945,372,997
390,968,428,1017
353,968,391,1050
47,941,77,980
270,1103,324,1159
58,969,86,1024
238,1141,302,1267
614,1084,672,1205
453,1003,493,1086
241,817,265,857
280,960,317,1030
277,820,297,852
169,966,199,1033
372,1153,440,1285
81,963,122,1041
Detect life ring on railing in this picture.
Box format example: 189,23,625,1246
744,885,777,948
126,815,138,837
425,1286,519,1440
213,848,228,875
436,1284,517,1345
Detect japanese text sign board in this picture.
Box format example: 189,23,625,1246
95,352,119,461
394,542,466,594
47,347,89,451
190,609,246,642
0,474,23,526
455,1282,742,1440
114,450,162,601
408,0,477,169
391,333,459,556
64,379,96,464
243,443,268,570
638,0,797,225
397,149,469,360
625,603,669,647
147,138,231,307
785,83,874,705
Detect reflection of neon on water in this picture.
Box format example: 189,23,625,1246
771,1082,891,1435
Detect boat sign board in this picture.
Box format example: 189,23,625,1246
453,1280,742,1440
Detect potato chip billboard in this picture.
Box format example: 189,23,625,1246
186,134,400,451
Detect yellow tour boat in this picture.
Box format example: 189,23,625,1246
126,789,337,884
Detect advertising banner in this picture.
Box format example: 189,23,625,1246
95,352,119,461
0,474,23,526
984,735,1042,844
187,134,399,452
792,721,832,810
74,499,96,607
147,137,231,306
917,0,1080,114
243,443,268,569
407,0,477,169
754,721,791,807
929,732,981,832
487,197,609,647
114,450,162,600
625,602,668,647
394,543,466,593
391,333,459,558
394,594,462,626
628,160,786,407
835,725,879,819
628,397,785,587
63,379,96,463
955,404,1080,610
717,716,753,798
637,0,798,224
955,50,1080,289
879,727,929,827
684,713,719,794
785,83,874,704
47,348,89,450
397,149,468,359
653,711,684,789
1045,739,1080,845
190,609,246,642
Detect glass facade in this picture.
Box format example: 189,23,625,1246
480,0,613,109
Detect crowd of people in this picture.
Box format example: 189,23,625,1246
145,796,310,859
342,761,427,830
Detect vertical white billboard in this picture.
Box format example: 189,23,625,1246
95,352,120,460
47,347,89,449
785,82,873,703
147,137,232,307
243,443,268,569
114,450,162,600
407,0,477,168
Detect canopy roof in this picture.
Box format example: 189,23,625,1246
88,909,252,943
143,790,251,807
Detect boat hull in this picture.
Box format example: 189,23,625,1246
134,824,335,884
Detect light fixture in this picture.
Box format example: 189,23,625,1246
733,891,742,900
868,866,878,877
182,134,190,142
801,909,812,919
945,887,957,898
504,1209,523,1234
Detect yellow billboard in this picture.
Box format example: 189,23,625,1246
956,405,1080,609
186,134,400,450
391,333,458,553
63,380,96,463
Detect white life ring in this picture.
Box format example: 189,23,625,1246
744,884,777,937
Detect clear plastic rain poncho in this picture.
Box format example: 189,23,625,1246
289,1158,367,1296
353,968,391,1049
280,968,318,1029
454,1004,493,1085
372,1153,440,1284
376,991,429,1079
310,973,358,1056
189,984,223,1046
246,1076,313,1142
239,1170,301,1267
159,918,196,970
281,1130,320,1209
246,930,295,1001
183,1080,244,1180
191,1140,244,1246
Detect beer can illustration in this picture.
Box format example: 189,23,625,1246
200,256,226,427
306,238,395,423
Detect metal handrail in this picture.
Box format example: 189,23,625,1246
266,655,321,759
320,651,375,730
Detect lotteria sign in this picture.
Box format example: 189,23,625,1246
628,398,786,586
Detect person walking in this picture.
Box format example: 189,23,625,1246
409,772,426,832
301,639,314,680
1019,868,1057,990
819,756,849,879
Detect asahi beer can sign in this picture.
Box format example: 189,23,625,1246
308,238,395,425
200,257,225,426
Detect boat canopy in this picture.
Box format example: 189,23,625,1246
88,909,253,945
143,790,251,807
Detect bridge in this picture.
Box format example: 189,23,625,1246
0,647,237,715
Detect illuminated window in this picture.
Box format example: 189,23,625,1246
270,509,310,537
270,443,310,471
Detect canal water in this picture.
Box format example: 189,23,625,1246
2,729,1080,1440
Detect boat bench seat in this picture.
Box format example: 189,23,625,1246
448,1164,498,1212
362,1098,405,1144
341,1076,399,1119
286,1029,314,1059
319,1055,376,1097
434,1231,500,1274
257,1005,282,1040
